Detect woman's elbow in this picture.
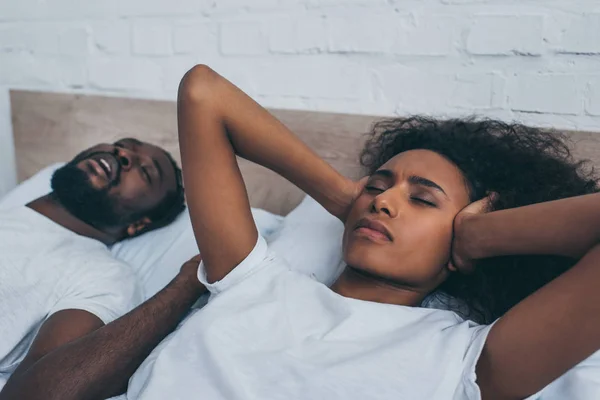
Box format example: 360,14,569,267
178,64,220,104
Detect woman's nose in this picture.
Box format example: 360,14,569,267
371,193,398,218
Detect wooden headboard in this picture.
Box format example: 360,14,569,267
10,89,600,215
10,90,373,215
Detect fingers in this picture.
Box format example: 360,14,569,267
355,176,369,197
461,198,488,216
447,257,476,275
477,192,498,214
179,254,207,293
485,192,499,212
358,176,369,187
186,254,203,264
464,192,499,215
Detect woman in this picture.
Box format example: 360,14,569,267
360,117,598,324
126,65,600,400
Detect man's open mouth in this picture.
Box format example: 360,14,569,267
88,153,119,183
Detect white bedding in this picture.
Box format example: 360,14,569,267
0,164,283,299
2,166,599,399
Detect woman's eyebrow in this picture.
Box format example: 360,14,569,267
371,169,395,179
372,170,449,199
408,175,448,198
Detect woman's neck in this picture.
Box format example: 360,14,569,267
331,266,428,307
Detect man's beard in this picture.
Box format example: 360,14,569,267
51,161,128,229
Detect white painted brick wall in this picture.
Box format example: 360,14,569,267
328,15,397,53
133,20,172,56
587,77,600,117
89,58,163,92
173,22,217,55
509,74,582,115
93,21,132,55
1,0,600,195
393,15,457,56
466,15,543,56
58,27,90,56
559,14,600,55
220,20,268,55
268,16,327,54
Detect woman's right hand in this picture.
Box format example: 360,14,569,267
179,65,364,283
332,177,368,222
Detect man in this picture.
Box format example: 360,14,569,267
0,138,185,395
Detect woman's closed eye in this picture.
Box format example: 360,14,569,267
365,184,386,194
411,197,437,208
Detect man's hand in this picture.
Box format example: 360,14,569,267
178,254,206,293
448,193,497,274
0,254,209,400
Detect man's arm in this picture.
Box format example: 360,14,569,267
6,310,104,382
452,193,600,399
0,256,205,400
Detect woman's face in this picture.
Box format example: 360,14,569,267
343,149,471,293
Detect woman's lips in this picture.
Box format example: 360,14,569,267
354,226,392,242
353,218,393,242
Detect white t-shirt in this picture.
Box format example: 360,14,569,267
127,236,492,400
0,207,142,389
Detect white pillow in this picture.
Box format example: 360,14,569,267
0,163,284,299
270,195,345,286
12,169,597,400
112,208,282,298
0,167,461,311
0,163,62,210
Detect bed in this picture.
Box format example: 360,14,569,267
11,89,600,215
10,89,374,216
9,89,600,400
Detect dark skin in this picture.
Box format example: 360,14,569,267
0,256,205,400
5,65,600,399
453,194,600,399
28,138,179,244
332,150,471,306
0,67,356,400
0,138,179,399
177,66,600,400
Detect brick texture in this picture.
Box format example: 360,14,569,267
1,0,600,195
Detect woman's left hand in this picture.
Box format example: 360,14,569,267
448,193,497,274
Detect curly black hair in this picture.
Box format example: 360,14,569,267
360,116,599,323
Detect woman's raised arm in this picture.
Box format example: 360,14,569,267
453,193,600,399
178,65,356,283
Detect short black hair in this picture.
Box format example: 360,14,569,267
142,150,186,231
361,116,598,323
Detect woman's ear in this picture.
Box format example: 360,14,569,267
126,217,153,237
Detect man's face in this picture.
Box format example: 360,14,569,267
51,138,178,232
